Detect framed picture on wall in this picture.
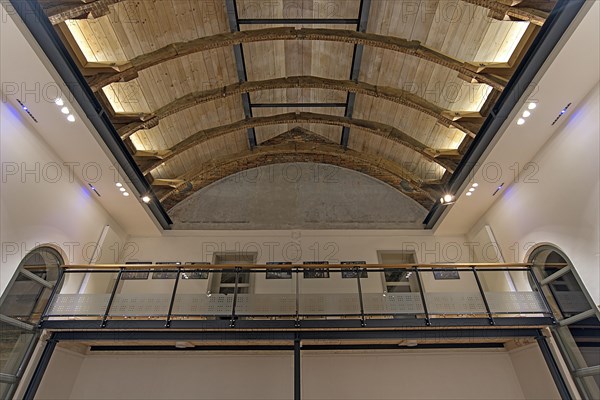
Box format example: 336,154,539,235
121,262,151,280
182,262,211,279
341,261,368,278
303,261,330,278
266,262,292,279
433,268,460,280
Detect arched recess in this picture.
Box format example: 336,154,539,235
136,112,459,174
168,162,429,230
86,28,506,91
116,76,480,139
157,133,442,210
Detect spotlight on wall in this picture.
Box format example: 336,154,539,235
440,194,455,205
54,98,64,106
119,187,126,192
517,118,526,126
116,182,123,187
141,195,151,204
60,107,69,114
67,114,75,122
522,110,531,118
528,102,537,110
122,192,129,197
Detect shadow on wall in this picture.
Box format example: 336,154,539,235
168,163,428,230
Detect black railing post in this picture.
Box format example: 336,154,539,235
413,267,430,326
536,331,572,400
355,266,366,327
101,268,123,328
165,268,181,328
472,267,495,325
230,267,240,327
38,269,66,328
294,334,301,400
527,267,557,323
295,267,300,327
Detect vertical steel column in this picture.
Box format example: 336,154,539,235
38,270,66,327
527,267,557,323
294,335,301,400
413,267,431,326
472,267,495,325
536,333,573,400
230,267,240,327
165,268,181,327
101,268,123,328
355,267,366,327
23,336,58,400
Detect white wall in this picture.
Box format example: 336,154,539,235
0,99,128,294
470,82,600,305
35,348,546,400
508,343,561,400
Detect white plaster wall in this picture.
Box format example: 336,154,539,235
35,349,537,400
0,99,128,294
470,82,600,305
508,344,561,400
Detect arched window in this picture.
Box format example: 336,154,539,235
528,245,600,399
0,246,64,399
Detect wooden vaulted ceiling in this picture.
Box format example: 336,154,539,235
39,0,557,211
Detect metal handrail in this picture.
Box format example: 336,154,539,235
58,262,555,271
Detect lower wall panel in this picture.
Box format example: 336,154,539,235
34,347,559,400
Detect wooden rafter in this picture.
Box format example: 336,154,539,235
158,129,442,210
84,27,507,91
135,112,460,175
460,0,550,26
117,76,481,140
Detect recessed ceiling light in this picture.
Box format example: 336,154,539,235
517,118,525,125
55,98,64,106
119,187,126,192
141,195,151,203
522,110,531,118
67,114,75,122
466,192,472,196
61,107,69,114
472,183,479,187
528,103,537,110
122,192,129,197
116,182,122,187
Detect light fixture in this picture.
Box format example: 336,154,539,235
141,195,151,203
472,183,478,187
122,192,129,197
466,192,472,196
528,102,537,110
60,107,69,114
522,110,531,118
54,98,64,106
443,194,453,203
116,182,122,187
119,187,126,192
517,118,525,125
67,114,75,122
469,188,475,192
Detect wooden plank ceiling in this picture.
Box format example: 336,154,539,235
40,0,557,211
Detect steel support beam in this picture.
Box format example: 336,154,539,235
341,0,371,148
536,333,573,400
251,103,347,108
226,0,257,149
294,336,301,400
23,336,58,400
239,18,359,25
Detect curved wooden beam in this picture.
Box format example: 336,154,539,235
136,112,459,175
87,27,506,91
159,137,441,210
118,76,479,140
